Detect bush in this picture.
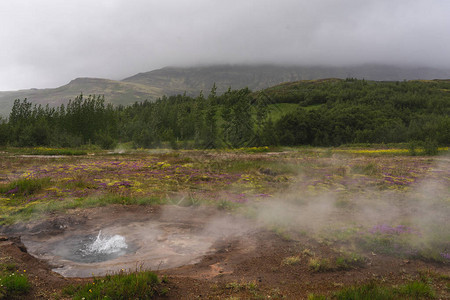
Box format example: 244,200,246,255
423,138,438,156
408,140,420,156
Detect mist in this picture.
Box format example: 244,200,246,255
244,154,450,261
1,0,450,90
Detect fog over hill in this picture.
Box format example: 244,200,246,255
1,64,449,117
123,64,450,95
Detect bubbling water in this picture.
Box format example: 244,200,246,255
21,206,255,277
81,230,128,256
47,230,133,264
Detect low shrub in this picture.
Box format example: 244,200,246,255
281,255,301,266
335,252,367,270
308,257,333,272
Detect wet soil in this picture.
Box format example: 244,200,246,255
1,205,449,299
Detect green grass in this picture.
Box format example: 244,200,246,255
208,159,299,176
63,270,164,299
0,263,16,273
0,194,163,225
335,252,367,270
78,194,163,207
306,252,366,273
355,231,411,256
5,147,88,156
308,257,333,272
268,103,299,121
335,280,435,300
354,227,450,264
216,199,242,211
0,271,31,299
351,162,381,176
334,282,395,300
207,159,263,173
281,255,301,266
396,281,436,299
0,177,51,197
309,280,436,300
225,280,258,293
63,178,96,190
307,295,327,300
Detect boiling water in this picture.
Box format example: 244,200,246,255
20,206,254,277
82,230,128,256
52,230,133,263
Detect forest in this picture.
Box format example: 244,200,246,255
0,78,448,149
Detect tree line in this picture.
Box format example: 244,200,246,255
0,79,448,149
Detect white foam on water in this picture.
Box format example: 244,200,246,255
83,230,128,255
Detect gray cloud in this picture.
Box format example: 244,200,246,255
1,0,449,90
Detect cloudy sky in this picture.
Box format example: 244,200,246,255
1,0,449,90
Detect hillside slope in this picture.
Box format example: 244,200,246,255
0,78,162,117
123,64,450,95
1,64,449,117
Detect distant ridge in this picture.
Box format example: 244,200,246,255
122,64,450,95
0,78,163,117
1,64,449,117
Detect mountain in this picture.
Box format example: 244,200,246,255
123,64,450,95
1,64,449,117
0,78,163,117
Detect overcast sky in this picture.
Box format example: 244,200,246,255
1,0,449,91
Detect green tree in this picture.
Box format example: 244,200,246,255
202,84,219,148
222,88,255,148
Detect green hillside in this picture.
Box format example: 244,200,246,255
1,78,448,149
1,64,449,117
123,64,450,96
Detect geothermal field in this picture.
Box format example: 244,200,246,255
0,147,449,298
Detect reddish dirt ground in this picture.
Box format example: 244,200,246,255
1,205,449,299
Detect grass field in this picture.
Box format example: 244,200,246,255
0,146,449,298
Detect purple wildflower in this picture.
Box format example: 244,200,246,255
113,181,132,187
256,193,271,198
369,224,419,235
6,186,19,195
26,197,40,203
